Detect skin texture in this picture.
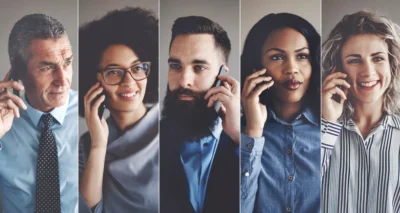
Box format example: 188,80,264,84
23,36,73,112
81,44,148,207
322,34,391,138
243,28,313,137
168,34,240,143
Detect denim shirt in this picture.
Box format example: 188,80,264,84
241,108,320,213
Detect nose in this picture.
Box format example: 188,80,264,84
120,70,137,87
284,57,300,75
361,60,377,77
179,68,195,88
53,66,69,87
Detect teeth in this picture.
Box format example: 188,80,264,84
120,91,137,97
360,81,378,87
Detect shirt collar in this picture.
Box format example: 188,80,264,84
266,107,318,126
343,114,400,131
22,91,69,127
209,117,223,140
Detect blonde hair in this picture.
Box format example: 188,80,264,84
322,10,400,119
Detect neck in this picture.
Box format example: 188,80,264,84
109,103,147,132
272,98,303,122
25,92,53,112
352,98,384,138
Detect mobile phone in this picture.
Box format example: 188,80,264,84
96,92,105,118
212,65,228,113
10,57,24,97
331,66,346,103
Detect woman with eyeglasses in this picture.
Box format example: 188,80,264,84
78,7,159,213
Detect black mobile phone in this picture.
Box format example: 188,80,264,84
10,57,24,97
97,92,105,118
331,64,346,103
212,65,228,113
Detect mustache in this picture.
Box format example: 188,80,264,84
169,87,204,100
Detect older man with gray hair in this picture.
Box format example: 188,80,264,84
0,14,78,213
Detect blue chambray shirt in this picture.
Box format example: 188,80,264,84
180,118,223,213
0,90,78,213
241,108,320,213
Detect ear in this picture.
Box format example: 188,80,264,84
223,65,230,73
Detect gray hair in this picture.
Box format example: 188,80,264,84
8,14,67,71
322,10,400,119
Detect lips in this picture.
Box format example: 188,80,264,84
358,80,379,88
282,79,303,90
118,90,139,100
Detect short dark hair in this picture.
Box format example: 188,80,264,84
241,13,321,118
170,16,231,63
8,14,66,72
79,7,158,117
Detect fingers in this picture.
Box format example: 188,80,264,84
323,72,347,87
84,83,103,108
205,85,232,99
246,68,267,80
323,78,351,91
0,91,27,110
0,99,20,118
207,93,230,108
0,81,24,93
90,95,105,116
243,76,273,98
249,80,274,98
325,86,347,104
217,75,240,96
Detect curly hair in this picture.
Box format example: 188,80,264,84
79,7,158,117
322,10,400,119
241,13,321,117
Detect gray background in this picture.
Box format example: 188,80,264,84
241,0,321,49
0,0,78,210
78,0,158,135
159,0,240,111
322,0,400,40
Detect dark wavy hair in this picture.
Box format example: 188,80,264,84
79,7,158,117
241,13,321,117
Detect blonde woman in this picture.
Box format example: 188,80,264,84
321,11,400,213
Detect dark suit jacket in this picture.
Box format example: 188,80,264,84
160,119,239,213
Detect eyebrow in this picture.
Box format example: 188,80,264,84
192,59,209,65
38,55,74,66
264,47,309,55
168,58,181,64
345,52,386,59
104,59,141,69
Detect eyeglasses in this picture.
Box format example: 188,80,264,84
99,61,151,85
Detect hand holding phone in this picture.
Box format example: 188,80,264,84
321,67,351,122
0,71,27,139
241,68,272,138
204,65,241,144
212,65,228,113
84,82,109,148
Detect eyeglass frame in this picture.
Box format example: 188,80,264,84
99,61,151,85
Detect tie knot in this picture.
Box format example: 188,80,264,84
41,114,54,129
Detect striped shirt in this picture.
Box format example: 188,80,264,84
321,115,400,213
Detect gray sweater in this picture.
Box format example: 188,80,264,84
79,104,159,213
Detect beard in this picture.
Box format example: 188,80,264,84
162,86,219,141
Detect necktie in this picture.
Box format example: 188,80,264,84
35,114,61,213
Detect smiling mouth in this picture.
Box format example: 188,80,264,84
282,79,303,90
357,80,380,89
119,91,139,98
